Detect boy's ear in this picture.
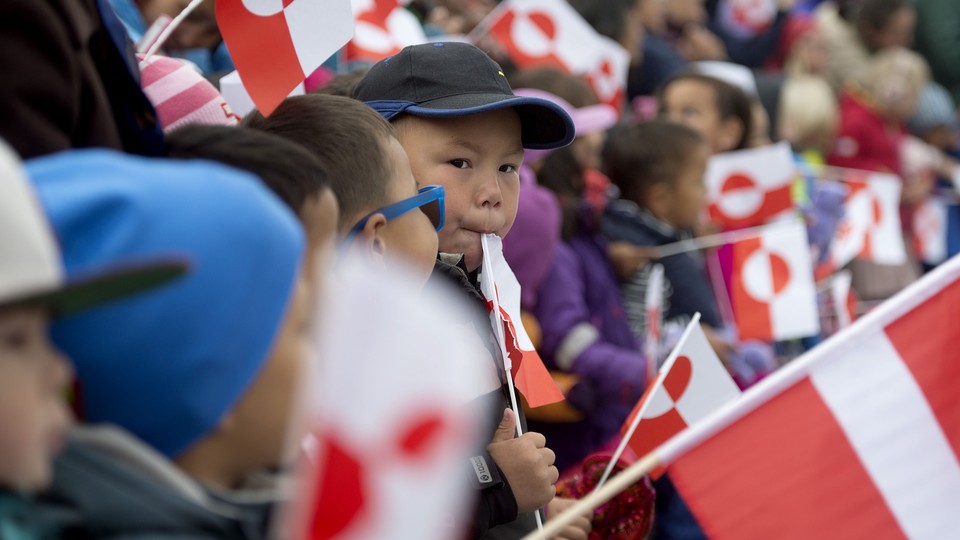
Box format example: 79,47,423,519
646,182,673,218
359,213,388,256
718,117,745,152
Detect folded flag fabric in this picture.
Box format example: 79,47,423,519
480,234,564,408
659,253,960,539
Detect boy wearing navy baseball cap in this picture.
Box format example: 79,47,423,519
355,43,587,539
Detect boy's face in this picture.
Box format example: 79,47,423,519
661,80,726,153
662,142,710,230
395,109,523,272
0,308,72,491
228,273,314,472
375,137,441,284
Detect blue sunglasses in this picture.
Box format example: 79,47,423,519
349,185,445,236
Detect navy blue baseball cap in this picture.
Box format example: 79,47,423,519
354,42,576,150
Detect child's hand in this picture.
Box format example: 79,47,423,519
546,496,592,540
487,408,559,513
607,242,658,281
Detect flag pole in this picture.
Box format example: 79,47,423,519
140,0,208,64
521,449,663,540
593,313,701,491
484,250,544,531
654,219,802,259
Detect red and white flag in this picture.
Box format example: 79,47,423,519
705,142,796,230
480,234,565,408
732,221,819,340
913,196,948,266
829,172,906,268
292,255,489,539
831,270,857,330
216,0,354,115
345,0,427,64
644,264,665,382
659,252,960,539
476,0,630,111
616,314,740,481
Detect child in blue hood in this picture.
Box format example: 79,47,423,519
27,149,323,539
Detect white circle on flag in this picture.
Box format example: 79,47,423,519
241,0,285,16
511,11,557,57
717,173,764,219
354,20,398,54
741,247,791,302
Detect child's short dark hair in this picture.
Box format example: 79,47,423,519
658,72,753,151
165,125,328,213
242,94,397,230
604,120,706,204
313,68,368,98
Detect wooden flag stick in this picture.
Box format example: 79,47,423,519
520,450,663,540
654,220,801,259
140,0,208,63
593,313,702,491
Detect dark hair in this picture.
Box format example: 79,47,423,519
242,94,396,231
509,67,598,108
857,0,911,29
165,125,328,213
658,72,753,151
313,68,368,97
568,0,637,44
604,120,705,205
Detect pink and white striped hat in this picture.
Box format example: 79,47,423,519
138,54,240,133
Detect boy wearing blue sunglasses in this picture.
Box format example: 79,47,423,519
244,94,441,286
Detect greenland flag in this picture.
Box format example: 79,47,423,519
619,314,740,480
732,221,819,341
913,196,949,266
477,0,630,111
644,264,665,382
706,142,796,230
346,0,427,64
291,255,488,540
659,252,960,540
216,0,354,115
829,172,906,268
480,234,565,408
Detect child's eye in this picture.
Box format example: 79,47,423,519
449,159,470,169
499,164,518,174
0,328,29,351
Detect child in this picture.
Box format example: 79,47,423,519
658,72,754,154
0,142,185,538
26,149,318,538
354,42,584,538
778,75,839,160
164,124,340,280
243,94,440,286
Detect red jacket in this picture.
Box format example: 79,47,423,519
827,88,904,174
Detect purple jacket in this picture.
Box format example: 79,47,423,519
532,228,648,470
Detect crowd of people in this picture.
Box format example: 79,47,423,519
1,0,959,538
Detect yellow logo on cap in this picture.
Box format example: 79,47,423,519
498,71,505,76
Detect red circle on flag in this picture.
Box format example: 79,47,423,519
664,355,693,402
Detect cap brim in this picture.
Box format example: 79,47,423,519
0,258,188,317
368,93,576,150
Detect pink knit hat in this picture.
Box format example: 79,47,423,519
138,55,240,133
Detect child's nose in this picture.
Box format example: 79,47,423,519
477,174,503,209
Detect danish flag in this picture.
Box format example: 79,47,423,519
216,0,354,115
620,315,741,479
480,234,565,408
345,0,427,64
477,0,630,111
732,221,820,341
659,252,960,539
706,142,796,230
